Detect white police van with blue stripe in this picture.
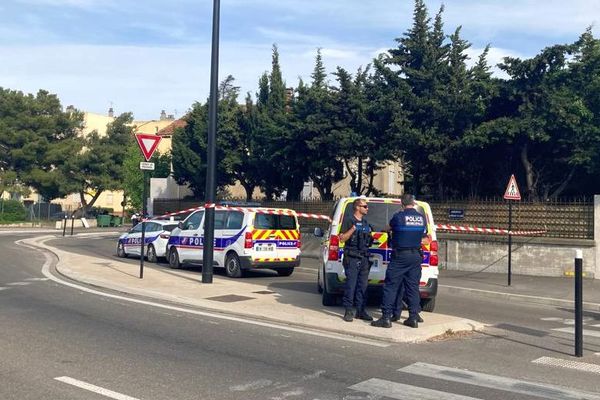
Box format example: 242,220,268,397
117,219,178,263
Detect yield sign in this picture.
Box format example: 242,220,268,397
503,174,522,200
135,133,162,161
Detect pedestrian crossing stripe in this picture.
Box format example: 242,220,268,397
553,326,600,339
397,362,600,400
533,356,600,376
350,378,480,400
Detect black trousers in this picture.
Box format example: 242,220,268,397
342,255,370,310
381,250,421,318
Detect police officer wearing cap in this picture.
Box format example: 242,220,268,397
372,194,426,328
339,198,374,322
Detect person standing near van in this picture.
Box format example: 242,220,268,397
339,198,374,322
372,194,426,328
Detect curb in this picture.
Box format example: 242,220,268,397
439,284,600,312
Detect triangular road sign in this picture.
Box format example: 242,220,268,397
503,174,522,200
135,133,162,161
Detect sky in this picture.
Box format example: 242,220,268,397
1,0,598,121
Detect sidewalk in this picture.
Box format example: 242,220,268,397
24,235,483,345
439,269,600,311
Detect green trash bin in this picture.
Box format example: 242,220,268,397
111,215,122,227
96,214,111,227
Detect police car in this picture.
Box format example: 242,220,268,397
116,219,179,263
166,207,301,278
315,197,439,312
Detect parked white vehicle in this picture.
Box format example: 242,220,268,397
315,197,439,312
166,207,301,278
117,219,178,263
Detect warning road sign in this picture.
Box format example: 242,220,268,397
503,174,522,200
135,133,162,161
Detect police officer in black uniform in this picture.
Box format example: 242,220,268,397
339,198,374,322
372,194,426,328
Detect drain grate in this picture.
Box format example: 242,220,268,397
253,290,276,294
206,294,255,303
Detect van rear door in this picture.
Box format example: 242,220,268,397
252,212,300,261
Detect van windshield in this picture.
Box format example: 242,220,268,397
342,202,403,232
254,213,297,230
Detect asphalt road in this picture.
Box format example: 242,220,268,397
2,232,600,399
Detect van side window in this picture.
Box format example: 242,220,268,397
214,211,227,229
226,211,244,229
184,211,204,230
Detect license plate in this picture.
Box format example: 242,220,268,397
256,245,274,252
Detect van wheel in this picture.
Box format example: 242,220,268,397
421,298,435,312
117,242,127,258
147,245,157,263
276,267,294,277
322,277,337,306
169,248,181,269
225,253,243,278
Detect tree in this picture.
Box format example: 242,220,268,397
171,75,243,199
293,50,343,200
0,88,84,200
62,113,135,213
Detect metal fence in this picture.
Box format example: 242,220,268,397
153,197,595,239
429,198,594,239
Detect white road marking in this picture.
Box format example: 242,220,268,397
24,277,50,281
0,287,9,291
230,379,273,391
349,378,481,400
7,282,31,286
532,356,600,375
400,362,600,400
54,376,140,400
553,327,600,338
18,240,390,348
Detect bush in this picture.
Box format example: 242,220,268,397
0,200,27,222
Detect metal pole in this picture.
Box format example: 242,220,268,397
508,201,512,286
575,249,583,357
62,215,67,237
70,214,75,236
140,171,148,279
202,0,220,284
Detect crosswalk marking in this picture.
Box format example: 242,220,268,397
533,357,600,376
553,327,600,339
349,378,481,400
399,362,600,400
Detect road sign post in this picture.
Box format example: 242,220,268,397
503,174,521,286
134,133,162,279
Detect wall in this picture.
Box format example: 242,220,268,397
438,233,596,278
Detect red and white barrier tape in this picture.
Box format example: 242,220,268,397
436,224,546,236
152,205,332,222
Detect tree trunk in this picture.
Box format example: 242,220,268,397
519,143,536,200
312,175,334,201
344,159,358,194
285,178,304,201
240,180,254,202
549,168,576,199
357,156,363,194
79,189,103,216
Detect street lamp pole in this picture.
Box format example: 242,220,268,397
202,0,220,284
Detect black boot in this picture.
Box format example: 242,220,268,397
393,314,423,323
371,316,392,328
355,309,374,321
343,308,354,322
403,318,418,328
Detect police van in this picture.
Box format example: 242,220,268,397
166,207,301,278
315,197,438,312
